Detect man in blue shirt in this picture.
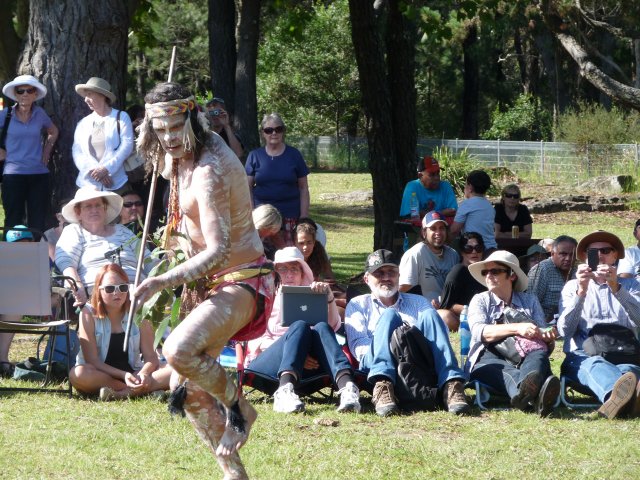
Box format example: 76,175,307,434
345,249,469,416
399,156,457,219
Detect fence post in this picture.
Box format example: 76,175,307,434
636,142,639,169
455,138,459,155
540,140,544,178
348,136,352,171
497,139,501,167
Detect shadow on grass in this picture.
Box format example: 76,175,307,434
311,203,374,230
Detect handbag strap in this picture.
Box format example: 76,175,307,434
114,109,121,150
0,106,13,149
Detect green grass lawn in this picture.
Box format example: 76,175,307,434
1,173,640,479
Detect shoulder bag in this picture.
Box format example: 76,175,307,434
486,306,548,365
583,323,640,365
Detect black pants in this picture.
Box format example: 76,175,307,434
1,173,50,237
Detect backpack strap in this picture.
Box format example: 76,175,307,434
0,106,13,149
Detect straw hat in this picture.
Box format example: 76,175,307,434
62,187,123,224
576,230,625,261
2,75,47,102
468,250,529,292
75,77,116,103
274,247,314,285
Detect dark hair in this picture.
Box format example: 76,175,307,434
143,82,208,160
126,104,145,122
206,97,225,108
459,231,484,251
294,222,334,281
553,235,577,249
466,170,491,195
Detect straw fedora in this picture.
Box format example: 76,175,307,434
62,187,123,224
468,250,529,292
2,75,47,102
576,230,625,261
274,247,314,285
75,77,116,103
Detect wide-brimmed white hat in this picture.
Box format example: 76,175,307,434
62,187,123,224
274,246,314,285
75,77,116,103
468,250,528,292
2,75,47,102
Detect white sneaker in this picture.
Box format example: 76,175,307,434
273,383,305,413
337,382,361,413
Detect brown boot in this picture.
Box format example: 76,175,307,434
443,380,470,415
372,379,399,417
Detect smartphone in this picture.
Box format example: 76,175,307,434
587,248,599,270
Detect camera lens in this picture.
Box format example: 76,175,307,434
210,109,220,116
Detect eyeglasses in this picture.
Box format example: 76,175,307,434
370,269,398,279
503,193,520,199
123,201,144,208
462,244,484,254
276,266,301,275
16,87,37,95
481,268,511,277
263,126,284,135
588,247,615,255
100,284,129,294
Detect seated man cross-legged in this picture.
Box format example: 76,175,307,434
345,249,469,417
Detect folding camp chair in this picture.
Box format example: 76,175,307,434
0,236,74,396
559,376,601,409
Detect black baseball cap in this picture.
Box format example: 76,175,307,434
365,249,398,274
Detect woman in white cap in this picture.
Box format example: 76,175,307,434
466,250,560,415
245,247,361,414
55,187,151,306
72,77,133,193
0,74,58,237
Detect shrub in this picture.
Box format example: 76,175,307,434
481,93,553,141
555,101,640,145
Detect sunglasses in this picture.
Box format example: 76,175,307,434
503,193,520,199
16,87,37,95
100,284,130,294
123,201,144,208
263,126,284,135
462,244,484,254
480,268,511,277
588,247,615,255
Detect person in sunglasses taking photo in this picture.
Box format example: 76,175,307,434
246,113,310,246
558,231,640,419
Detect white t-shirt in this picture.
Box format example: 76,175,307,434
399,242,459,303
618,245,640,277
453,196,497,249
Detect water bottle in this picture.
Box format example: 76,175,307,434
402,232,409,252
459,305,471,365
409,192,420,223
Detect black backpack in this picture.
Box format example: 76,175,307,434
389,322,439,411
583,323,640,366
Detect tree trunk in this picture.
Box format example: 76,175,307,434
461,22,479,139
349,0,415,251
18,0,131,205
0,0,28,82
234,0,261,154
208,0,237,114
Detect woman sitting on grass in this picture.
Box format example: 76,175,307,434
466,250,559,416
70,263,171,400
245,247,360,414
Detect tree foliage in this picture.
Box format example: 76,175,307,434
555,101,640,144
481,93,553,141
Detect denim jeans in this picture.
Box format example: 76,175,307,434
561,350,640,402
247,320,352,384
359,308,465,388
471,349,552,399
1,173,50,237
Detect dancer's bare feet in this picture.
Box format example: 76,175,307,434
216,395,258,456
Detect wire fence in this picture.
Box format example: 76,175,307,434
291,136,640,181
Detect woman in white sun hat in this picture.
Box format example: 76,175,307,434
72,77,133,194
55,186,151,306
466,250,560,416
1,74,58,238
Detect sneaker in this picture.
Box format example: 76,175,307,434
443,380,470,415
337,382,361,413
598,372,636,419
536,376,560,417
372,379,399,417
510,371,541,411
273,383,305,413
